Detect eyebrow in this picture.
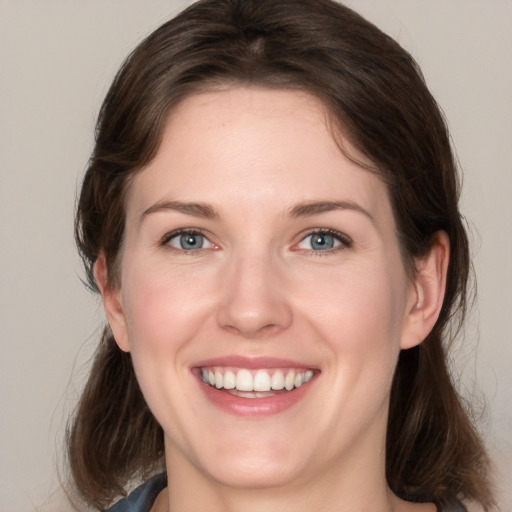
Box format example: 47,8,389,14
142,200,219,219
289,200,374,222
141,199,374,223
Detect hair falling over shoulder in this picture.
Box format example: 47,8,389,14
68,0,495,509
67,328,164,509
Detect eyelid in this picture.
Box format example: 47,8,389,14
158,227,351,253
160,228,217,251
293,228,352,252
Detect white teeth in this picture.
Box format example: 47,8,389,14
223,370,236,389
253,370,271,391
200,367,315,392
271,370,285,390
215,369,223,389
285,370,295,391
236,369,253,391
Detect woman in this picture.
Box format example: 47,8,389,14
68,0,494,510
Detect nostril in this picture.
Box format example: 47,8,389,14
216,299,293,338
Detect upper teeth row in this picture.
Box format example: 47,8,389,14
201,368,314,392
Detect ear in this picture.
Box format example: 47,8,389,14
94,253,130,352
401,231,450,350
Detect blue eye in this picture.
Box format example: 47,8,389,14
297,230,349,251
165,231,214,251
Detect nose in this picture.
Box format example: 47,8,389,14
216,253,293,339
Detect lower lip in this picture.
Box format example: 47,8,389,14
197,379,315,416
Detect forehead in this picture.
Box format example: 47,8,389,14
127,87,393,229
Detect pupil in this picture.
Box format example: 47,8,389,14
181,234,200,249
312,234,333,250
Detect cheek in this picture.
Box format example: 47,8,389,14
281,261,409,447
296,260,408,380
301,260,407,338
120,261,216,354
117,263,215,429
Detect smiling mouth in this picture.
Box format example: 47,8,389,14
198,367,315,397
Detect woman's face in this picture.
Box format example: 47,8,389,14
103,88,423,490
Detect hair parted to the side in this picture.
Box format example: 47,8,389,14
69,0,494,510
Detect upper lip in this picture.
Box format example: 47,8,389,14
192,355,317,370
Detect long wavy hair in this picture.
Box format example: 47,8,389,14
68,0,494,510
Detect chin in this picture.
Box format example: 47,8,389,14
178,433,311,490
204,457,304,490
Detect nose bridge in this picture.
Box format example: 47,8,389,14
216,246,292,338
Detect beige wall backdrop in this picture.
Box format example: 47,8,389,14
1,1,510,510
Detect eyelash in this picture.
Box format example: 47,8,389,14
159,228,352,254
295,228,352,254
160,229,213,251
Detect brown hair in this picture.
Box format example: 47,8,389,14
69,0,494,509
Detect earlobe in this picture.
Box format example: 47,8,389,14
94,253,130,352
401,231,450,350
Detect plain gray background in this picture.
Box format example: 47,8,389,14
1,1,510,510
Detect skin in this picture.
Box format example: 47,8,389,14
96,87,448,512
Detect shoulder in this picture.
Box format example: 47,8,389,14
106,473,167,512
